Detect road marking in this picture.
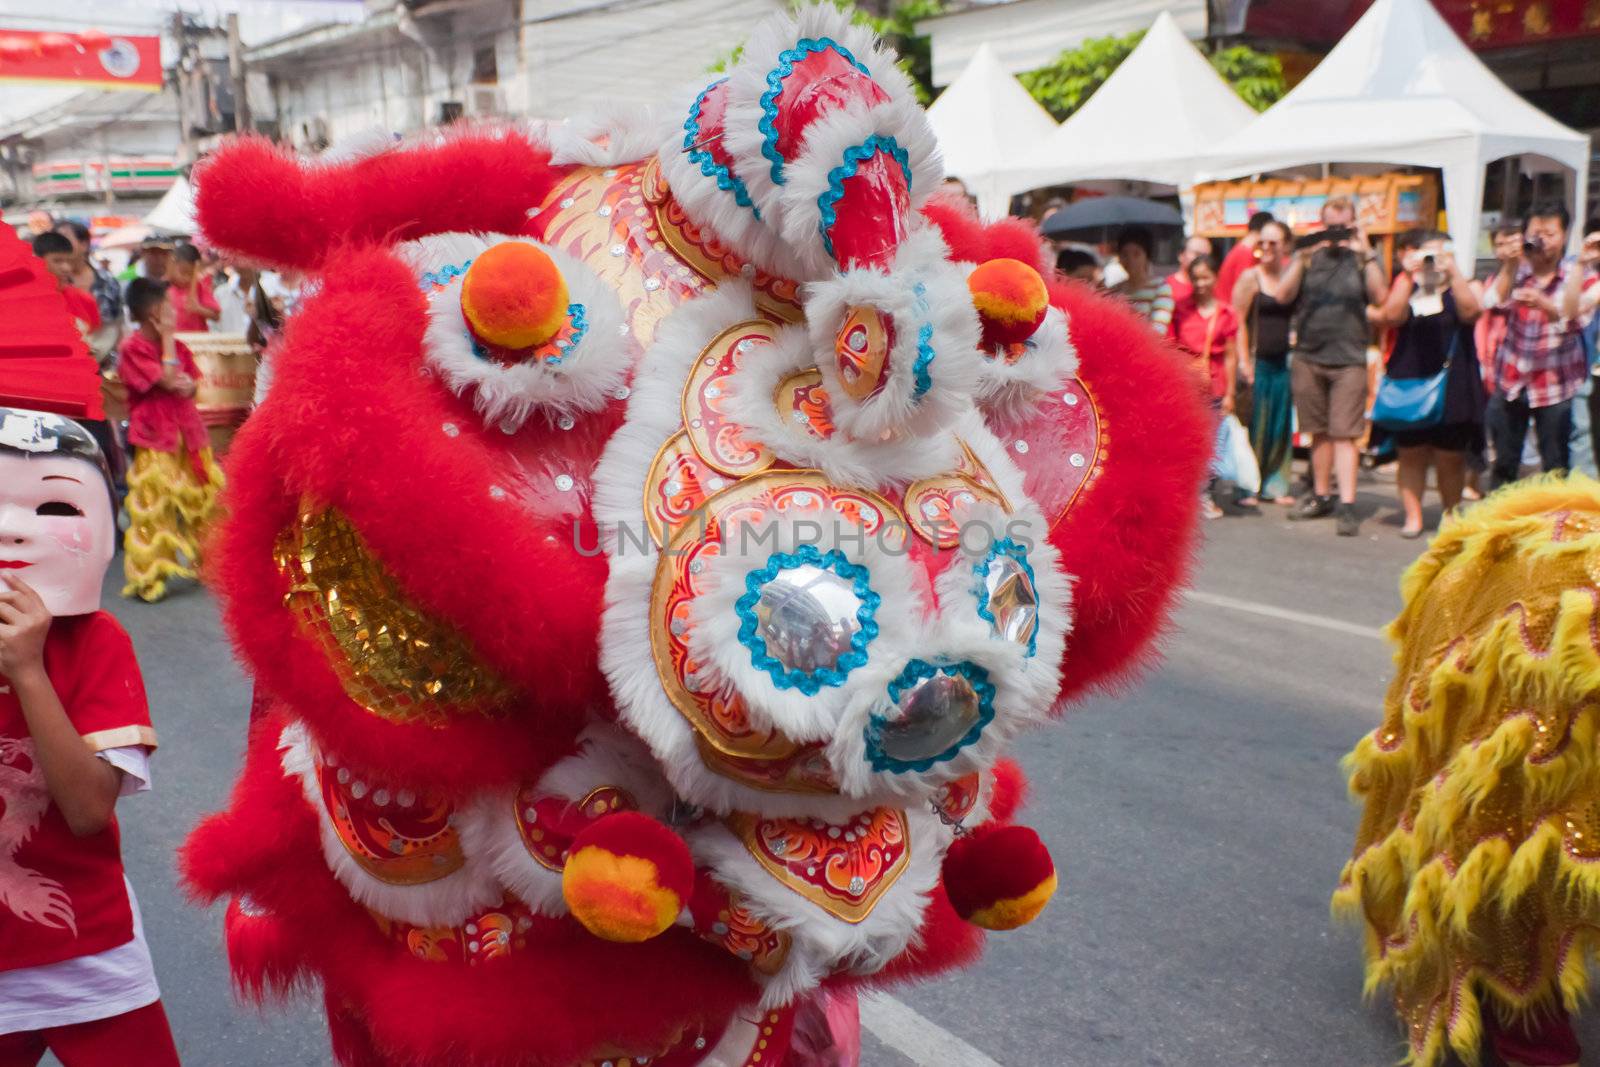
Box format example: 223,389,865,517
858,991,1005,1067
1183,589,1387,642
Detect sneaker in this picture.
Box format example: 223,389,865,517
1288,494,1335,521
1336,503,1360,537
1201,497,1224,520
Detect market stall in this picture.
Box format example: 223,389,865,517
1198,0,1589,256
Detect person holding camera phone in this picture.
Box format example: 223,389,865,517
1276,197,1388,536
1370,232,1484,537
1483,202,1596,487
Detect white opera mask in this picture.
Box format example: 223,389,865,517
0,409,116,616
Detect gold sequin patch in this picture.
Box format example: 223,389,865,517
275,504,514,725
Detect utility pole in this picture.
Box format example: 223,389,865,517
227,12,250,133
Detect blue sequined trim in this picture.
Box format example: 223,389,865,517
973,538,1038,657
419,259,472,291
817,135,912,261
759,37,871,187
734,544,880,695
467,302,587,367
911,323,935,399
865,659,996,773
684,79,760,220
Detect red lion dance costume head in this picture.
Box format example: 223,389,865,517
183,8,1212,1065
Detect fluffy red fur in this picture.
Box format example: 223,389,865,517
193,130,564,271
941,823,1055,922
213,244,618,789
986,758,1027,824
184,713,765,1067
922,197,1209,707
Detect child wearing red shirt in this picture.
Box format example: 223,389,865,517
117,279,224,603
0,408,179,1066
166,245,219,334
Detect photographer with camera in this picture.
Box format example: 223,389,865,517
1483,202,1596,487
1276,197,1388,536
1369,232,1484,538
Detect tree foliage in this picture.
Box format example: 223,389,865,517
1018,30,1285,121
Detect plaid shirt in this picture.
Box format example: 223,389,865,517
1490,257,1597,407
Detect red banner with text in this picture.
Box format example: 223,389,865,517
0,29,161,91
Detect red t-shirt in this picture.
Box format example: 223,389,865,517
1167,271,1192,306
1216,239,1257,308
59,283,100,336
1169,299,1239,400
0,612,156,972
171,274,218,333
118,332,208,454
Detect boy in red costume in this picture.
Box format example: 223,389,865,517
117,279,224,602
0,408,178,1067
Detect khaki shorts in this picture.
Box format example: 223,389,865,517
1291,358,1368,439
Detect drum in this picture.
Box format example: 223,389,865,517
179,331,256,455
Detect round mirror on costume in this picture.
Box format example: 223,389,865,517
0,407,117,617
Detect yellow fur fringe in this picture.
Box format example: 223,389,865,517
1334,474,1600,1067
121,445,224,602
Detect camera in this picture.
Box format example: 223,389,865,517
1523,238,1541,256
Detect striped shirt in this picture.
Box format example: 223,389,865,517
1114,278,1174,333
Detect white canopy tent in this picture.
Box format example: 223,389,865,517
143,175,197,236
926,42,1060,220
1199,0,1590,255
995,11,1257,196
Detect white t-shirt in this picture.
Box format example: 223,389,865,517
0,747,161,1035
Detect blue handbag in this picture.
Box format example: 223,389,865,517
1371,335,1455,432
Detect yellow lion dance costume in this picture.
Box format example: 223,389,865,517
1336,474,1600,1067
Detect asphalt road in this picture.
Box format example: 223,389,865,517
88,473,1593,1066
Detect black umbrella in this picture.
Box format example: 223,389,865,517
1040,196,1184,237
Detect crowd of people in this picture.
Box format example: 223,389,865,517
25,222,304,605
1063,199,1600,538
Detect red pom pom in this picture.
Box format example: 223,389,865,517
968,258,1049,347
563,812,695,942
941,823,1057,930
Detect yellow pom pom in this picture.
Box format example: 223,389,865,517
562,845,683,943
967,870,1057,931
460,241,570,349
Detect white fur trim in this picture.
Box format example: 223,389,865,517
595,285,870,818
656,83,813,283
973,305,1077,423
688,803,947,1007
773,96,941,276
804,228,981,442
277,721,502,928
721,6,932,244
724,324,959,485
540,110,669,167
455,725,676,917
930,500,1070,715
684,506,928,743
402,232,628,431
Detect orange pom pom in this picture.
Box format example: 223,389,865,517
941,823,1057,931
459,241,570,349
562,812,694,943
967,258,1048,348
